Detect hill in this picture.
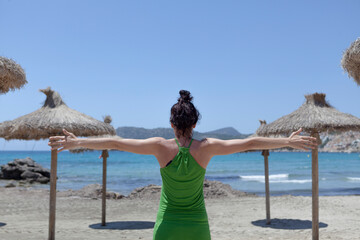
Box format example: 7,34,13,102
116,127,251,140
204,127,241,136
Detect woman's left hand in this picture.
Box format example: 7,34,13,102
48,129,78,153
288,128,318,150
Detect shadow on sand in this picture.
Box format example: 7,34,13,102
0,222,6,227
89,221,155,230
251,218,328,230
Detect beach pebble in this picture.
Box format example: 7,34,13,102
5,182,16,188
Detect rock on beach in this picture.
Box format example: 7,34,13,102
57,184,125,199
0,157,50,184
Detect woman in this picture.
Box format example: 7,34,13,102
49,90,317,240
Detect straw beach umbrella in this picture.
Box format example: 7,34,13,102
341,38,360,85
256,93,360,240
0,87,115,240
0,56,27,94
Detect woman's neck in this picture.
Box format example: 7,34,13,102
175,135,192,147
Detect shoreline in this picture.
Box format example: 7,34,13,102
1,179,360,198
0,187,359,240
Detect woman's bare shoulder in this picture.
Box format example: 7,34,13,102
195,138,222,147
157,138,178,149
190,138,222,152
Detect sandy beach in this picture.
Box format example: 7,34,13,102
0,186,359,240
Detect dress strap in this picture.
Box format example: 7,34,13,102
188,139,194,148
175,138,180,147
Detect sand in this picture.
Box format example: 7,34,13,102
0,187,359,240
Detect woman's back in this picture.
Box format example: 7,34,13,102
153,139,211,240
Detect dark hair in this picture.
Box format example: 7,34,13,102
170,90,201,138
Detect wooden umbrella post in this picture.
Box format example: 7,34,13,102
48,149,58,240
101,150,109,226
262,150,271,225
311,131,320,240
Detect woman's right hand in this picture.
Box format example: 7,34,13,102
48,129,78,153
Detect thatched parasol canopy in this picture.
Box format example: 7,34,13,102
69,115,120,153
0,87,115,140
0,56,27,94
341,38,360,85
257,93,360,136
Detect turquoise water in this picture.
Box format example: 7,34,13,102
0,151,359,196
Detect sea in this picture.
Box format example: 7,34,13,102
0,151,359,196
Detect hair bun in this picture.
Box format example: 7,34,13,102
179,90,193,103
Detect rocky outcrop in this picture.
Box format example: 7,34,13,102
0,157,50,184
319,131,360,152
127,184,162,200
57,184,125,199
203,179,255,198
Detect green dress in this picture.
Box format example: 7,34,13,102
153,139,211,240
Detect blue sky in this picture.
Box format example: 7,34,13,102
1,0,360,150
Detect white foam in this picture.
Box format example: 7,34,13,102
240,174,289,182
240,174,311,184
270,179,312,184
347,177,360,182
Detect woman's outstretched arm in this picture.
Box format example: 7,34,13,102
203,128,318,156
48,129,164,155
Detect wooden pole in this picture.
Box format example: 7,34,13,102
101,150,109,226
48,150,58,240
311,131,320,240
262,150,271,224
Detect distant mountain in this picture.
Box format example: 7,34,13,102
116,127,175,139
204,127,241,136
116,127,251,140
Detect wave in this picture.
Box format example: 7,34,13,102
206,175,241,180
240,174,289,181
347,177,360,182
239,174,311,184
270,179,311,184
